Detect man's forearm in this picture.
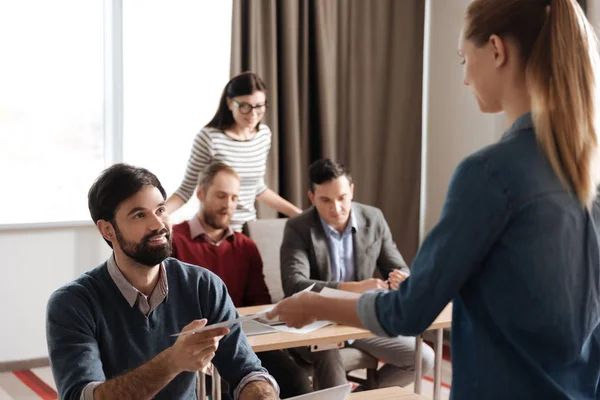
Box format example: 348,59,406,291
94,348,179,400
239,380,278,400
338,281,361,293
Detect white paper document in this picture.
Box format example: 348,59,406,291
170,313,267,337
270,320,333,334
319,287,361,300
171,284,315,337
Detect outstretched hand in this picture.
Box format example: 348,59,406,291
266,291,319,329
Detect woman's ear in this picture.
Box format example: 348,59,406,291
489,34,507,67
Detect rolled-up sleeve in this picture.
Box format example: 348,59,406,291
357,291,392,337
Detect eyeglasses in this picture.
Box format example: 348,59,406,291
231,99,268,115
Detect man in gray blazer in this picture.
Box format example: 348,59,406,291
280,159,434,390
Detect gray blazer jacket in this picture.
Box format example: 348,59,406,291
280,202,410,296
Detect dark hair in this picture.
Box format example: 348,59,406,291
465,0,599,207
88,163,166,225
199,162,240,193
308,159,353,192
206,71,268,130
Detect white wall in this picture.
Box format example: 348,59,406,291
419,0,505,240
590,0,600,33
0,225,111,363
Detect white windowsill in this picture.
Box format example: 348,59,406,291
0,220,95,232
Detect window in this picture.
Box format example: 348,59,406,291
0,0,104,225
122,0,232,221
1,0,232,226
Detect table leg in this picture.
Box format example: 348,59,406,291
433,328,444,400
212,365,222,400
197,371,207,400
414,334,423,394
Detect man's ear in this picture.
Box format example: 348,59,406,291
197,187,205,202
97,220,115,244
349,183,355,200
307,190,316,206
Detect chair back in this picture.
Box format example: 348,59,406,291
244,218,288,303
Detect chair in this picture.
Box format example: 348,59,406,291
244,218,379,389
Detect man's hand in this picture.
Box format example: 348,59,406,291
387,270,410,290
168,319,230,374
266,291,318,329
239,380,279,400
339,278,388,294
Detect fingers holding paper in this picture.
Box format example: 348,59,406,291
266,291,319,329
169,319,230,373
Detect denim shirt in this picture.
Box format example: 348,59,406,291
319,209,358,282
358,113,600,399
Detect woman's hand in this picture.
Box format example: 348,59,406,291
266,292,319,329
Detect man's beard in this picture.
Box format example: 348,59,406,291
202,207,232,230
114,224,172,267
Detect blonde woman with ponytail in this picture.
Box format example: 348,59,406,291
266,0,600,398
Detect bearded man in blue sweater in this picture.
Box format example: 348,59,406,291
46,163,279,400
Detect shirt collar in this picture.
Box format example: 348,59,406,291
319,205,358,237
502,112,534,141
188,214,234,245
107,254,168,308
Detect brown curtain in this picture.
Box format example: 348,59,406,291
231,0,425,262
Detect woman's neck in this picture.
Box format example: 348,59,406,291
226,124,256,140
502,76,532,128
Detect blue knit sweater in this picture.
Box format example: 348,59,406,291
46,257,266,399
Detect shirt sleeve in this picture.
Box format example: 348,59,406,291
46,287,106,400
80,382,101,400
173,129,214,202
255,127,271,196
233,371,280,400
199,272,270,398
357,155,511,336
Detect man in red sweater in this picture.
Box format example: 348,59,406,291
171,162,313,398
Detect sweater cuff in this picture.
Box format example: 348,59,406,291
233,371,279,400
357,291,392,338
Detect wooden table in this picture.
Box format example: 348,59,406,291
206,303,452,400
348,386,429,399
238,305,374,352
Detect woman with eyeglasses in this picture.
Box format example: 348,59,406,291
166,72,302,231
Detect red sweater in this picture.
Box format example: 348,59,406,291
171,221,271,307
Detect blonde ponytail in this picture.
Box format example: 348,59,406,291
527,0,600,208
466,0,600,208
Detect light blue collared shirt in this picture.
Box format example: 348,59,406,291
320,209,358,282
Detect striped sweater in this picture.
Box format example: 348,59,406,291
174,124,271,231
